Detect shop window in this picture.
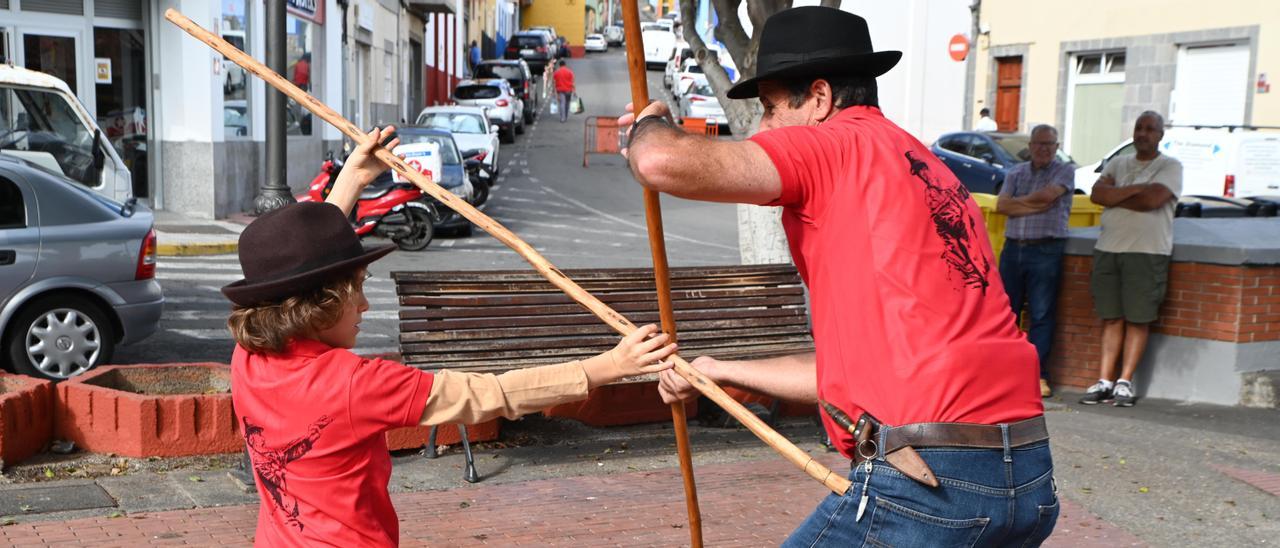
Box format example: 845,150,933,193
286,15,314,136
94,27,149,197
222,0,251,139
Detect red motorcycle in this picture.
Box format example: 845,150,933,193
297,154,437,251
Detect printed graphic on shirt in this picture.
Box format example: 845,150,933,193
243,415,334,531
905,151,991,294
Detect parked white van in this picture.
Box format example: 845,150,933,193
1074,127,1280,198
642,25,676,69
0,65,133,202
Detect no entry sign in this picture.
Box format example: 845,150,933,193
949,34,970,62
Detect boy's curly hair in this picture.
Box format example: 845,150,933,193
227,271,363,354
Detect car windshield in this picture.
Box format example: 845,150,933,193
689,83,715,97
511,35,545,48
398,133,461,165
0,85,99,188
455,85,501,100
993,135,1031,162
684,64,704,74
642,24,665,32
477,64,524,80
417,112,487,135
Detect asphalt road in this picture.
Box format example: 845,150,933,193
114,48,738,365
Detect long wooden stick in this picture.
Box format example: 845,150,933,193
164,8,851,497
618,5,702,546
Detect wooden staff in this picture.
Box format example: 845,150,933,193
618,4,702,546
164,8,852,498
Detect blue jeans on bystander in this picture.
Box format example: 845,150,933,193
558,91,572,122
783,440,1058,547
999,239,1066,380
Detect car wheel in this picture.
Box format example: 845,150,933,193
501,128,515,144
5,294,116,381
515,118,525,135
524,109,535,124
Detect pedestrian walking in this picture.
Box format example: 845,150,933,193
622,7,1056,546
553,59,575,123
222,127,677,546
975,107,998,131
996,124,1075,398
469,40,481,77
1081,111,1182,408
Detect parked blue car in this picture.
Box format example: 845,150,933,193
931,131,1075,194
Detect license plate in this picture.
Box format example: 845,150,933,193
520,49,534,56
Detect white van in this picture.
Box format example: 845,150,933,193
642,25,676,69
1074,127,1280,198
0,65,133,202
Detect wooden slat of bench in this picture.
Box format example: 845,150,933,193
399,306,808,332
396,273,802,295
400,341,817,370
402,330,815,361
399,295,806,320
391,264,800,284
400,286,804,308
400,315,810,343
402,324,813,351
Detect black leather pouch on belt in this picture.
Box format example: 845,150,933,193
821,401,940,488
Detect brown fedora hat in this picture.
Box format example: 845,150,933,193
222,202,395,307
726,7,901,100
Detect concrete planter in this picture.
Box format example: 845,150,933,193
0,372,54,467
55,364,240,457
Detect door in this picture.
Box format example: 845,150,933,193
18,30,82,98
1171,44,1250,126
995,56,1022,132
93,27,148,198
1067,52,1126,167
965,135,1003,194
0,175,39,301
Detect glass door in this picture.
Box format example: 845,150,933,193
19,31,82,96
93,27,149,197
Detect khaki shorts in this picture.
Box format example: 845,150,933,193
1090,250,1171,324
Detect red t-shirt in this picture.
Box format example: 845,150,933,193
231,339,434,547
553,67,575,93
750,107,1042,459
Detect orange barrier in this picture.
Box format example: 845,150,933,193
583,115,624,166
681,117,720,137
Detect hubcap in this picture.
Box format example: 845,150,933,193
24,307,101,379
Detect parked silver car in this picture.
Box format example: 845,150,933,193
0,155,163,380
452,79,525,144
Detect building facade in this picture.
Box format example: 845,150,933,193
972,0,1279,166
342,0,434,130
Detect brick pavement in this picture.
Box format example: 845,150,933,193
1,455,1142,546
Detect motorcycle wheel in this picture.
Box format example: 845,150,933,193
472,179,491,207
392,208,435,251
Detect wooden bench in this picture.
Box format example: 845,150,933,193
391,264,815,480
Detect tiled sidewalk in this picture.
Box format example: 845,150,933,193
1,456,1142,546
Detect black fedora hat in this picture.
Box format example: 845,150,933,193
727,7,902,100
222,202,395,307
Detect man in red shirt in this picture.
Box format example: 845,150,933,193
622,7,1057,546
552,59,575,123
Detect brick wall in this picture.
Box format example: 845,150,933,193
1050,256,1280,388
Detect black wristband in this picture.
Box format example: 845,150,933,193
629,114,676,144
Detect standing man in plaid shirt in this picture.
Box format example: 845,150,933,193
996,124,1075,398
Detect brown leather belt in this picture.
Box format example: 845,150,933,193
881,416,1050,455
821,401,1050,489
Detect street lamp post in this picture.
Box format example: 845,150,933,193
255,0,294,214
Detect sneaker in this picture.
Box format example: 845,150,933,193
1040,379,1053,398
1112,381,1136,407
1079,381,1113,405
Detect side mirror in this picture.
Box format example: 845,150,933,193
1094,162,1104,173
91,129,106,180
490,124,500,134
980,152,996,164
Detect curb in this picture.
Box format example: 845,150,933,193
156,242,239,257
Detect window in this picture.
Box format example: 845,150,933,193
476,64,525,81
222,0,250,139
0,86,99,187
939,136,970,155
993,135,1031,162
454,85,501,100
399,133,460,165
1075,52,1125,77
968,135,995,160
383,49,392,104
416,112,486,134
0,177,25,229
286,15,314,135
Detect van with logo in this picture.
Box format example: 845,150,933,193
1074,126,1280,198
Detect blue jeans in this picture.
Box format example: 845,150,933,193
558,91,572,122
998,239,1066,380
783,440,1058,547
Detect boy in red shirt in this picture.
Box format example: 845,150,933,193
223,127,677,546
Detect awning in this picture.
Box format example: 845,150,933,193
404,0,454,17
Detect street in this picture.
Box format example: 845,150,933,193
114,48,739,365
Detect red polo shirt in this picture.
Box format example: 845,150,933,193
553,66,575,93
231,339,434,546
750,107,1042,459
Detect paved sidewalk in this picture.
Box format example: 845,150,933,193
152,210,250,256
0,455,1139,546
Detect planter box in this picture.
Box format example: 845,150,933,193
0,373,54,467
55,364,240,457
